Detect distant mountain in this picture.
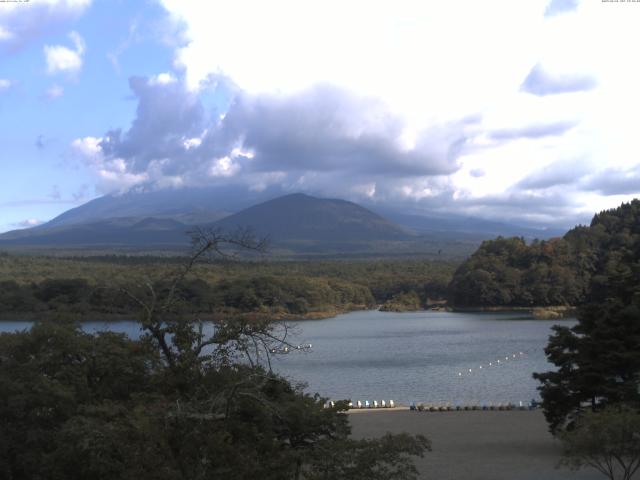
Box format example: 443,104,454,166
376,210,564,240
0,217,190,246
0,188,564,256
215,193,412,243
0,193,412,252
42,186,278,229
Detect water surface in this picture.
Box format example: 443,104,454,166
1,310,573,405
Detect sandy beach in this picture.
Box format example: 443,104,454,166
348,410,605,480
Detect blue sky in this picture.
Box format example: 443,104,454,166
2,0,640,232
1,0,177,230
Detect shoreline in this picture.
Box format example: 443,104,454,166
0,304,576,323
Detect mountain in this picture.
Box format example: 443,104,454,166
0,188,565,256
376,210,565,240
0,217,190,246
41,186,279,229
0,193,413,253
215,193,412,243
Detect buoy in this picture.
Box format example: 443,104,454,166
458,372,462,376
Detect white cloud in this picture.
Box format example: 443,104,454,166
72,136,148,192
0,0,91,53
44,30,85,75
0,78,12,91
13,218,44,228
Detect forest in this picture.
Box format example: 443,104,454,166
2,200,639,321
449,200,640,308
0,254,456,319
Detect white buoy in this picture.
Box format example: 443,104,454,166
458,372,462,376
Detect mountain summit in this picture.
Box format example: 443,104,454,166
215,193,411,243
0,193,412,253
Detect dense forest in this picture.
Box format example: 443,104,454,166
449,200,640,308
0,255,455,319
531,200,640,458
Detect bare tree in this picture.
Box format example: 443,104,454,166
119,226,295,372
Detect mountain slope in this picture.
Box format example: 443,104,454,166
0,217,190,246
0,193,413,251
42,186,279,228
214,193,412,243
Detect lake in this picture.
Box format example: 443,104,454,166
0,310,573,406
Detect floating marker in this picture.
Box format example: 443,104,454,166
458,372,462,376
479,366,482,369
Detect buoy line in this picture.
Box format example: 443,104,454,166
456,350,537,377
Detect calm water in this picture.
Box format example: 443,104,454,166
0,310,574,405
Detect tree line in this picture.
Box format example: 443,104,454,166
0,257,455,318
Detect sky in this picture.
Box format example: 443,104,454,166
1,0,640,233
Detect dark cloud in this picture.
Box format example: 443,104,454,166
99,75,205,174
544,0,579,17
488,121,577,141
581,166,640,196
521,64,596,96
212,86,468,177
517,159,590,190
94,78,474,191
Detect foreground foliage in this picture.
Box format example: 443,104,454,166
0,231,430,479
559,406,640,480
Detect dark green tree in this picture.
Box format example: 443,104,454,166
559,405,640,480
534,200,640,433
0,228,430,480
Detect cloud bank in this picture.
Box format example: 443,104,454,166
74,76,476,198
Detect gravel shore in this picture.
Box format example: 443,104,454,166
348,410,604,480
